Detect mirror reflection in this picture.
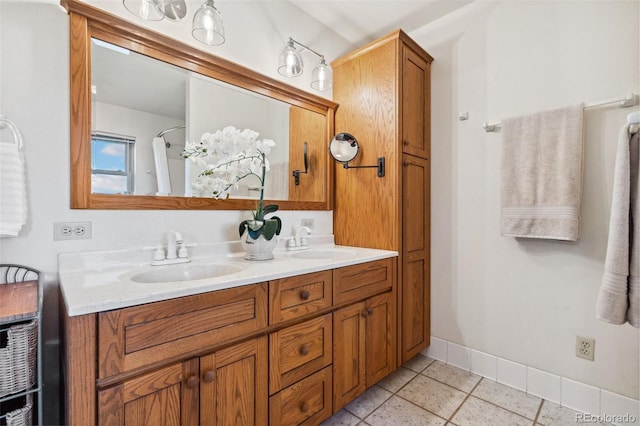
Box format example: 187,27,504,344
91,37,290,200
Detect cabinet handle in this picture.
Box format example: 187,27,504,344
300,402,310,413
403,161,410,167
186,375,199,389
300,290,310,300
367,308,373,315
363,307,373,317
299,345,309,356
403,140,410,146
203,370,215,383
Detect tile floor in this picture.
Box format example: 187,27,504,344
321,354,613,426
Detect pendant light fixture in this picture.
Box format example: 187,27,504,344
192,0,225,46
122,0,225,46
278,37,332,91
123,0,165,21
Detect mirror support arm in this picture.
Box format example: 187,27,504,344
292,168,308,185
292,142,309,185
342,157,385,177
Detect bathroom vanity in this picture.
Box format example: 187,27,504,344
59,243,398,425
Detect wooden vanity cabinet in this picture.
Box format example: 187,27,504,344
333,30,433,364
63,258,397,426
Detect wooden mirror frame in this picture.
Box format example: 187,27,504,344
62,0,336,210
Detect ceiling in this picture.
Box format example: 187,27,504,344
288,0,474,46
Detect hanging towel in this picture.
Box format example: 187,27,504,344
596,126,639,328
500,104,584,241
0,141,28,237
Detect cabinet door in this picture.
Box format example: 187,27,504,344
97,359,199,426
364,292,396,386
333,302,366,411
401,155,430,362
200,337,268,426
402,46,430,159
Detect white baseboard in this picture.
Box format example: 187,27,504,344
422,337,639,426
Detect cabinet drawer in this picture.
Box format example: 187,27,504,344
269,270,332,324
98,283,267,378
269,313,332,394
269,366,333,426
333,258,395,305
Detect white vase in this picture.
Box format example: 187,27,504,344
241,233,278,260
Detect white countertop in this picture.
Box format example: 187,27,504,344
59,236,398,316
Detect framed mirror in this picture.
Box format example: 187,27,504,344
63,0,337,210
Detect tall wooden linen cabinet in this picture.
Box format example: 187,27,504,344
332,30,433,364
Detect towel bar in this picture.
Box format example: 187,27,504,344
483,92,638,132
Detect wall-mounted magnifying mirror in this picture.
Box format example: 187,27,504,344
329,132,385,177
292,142,308,186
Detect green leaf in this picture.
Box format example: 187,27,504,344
273,216,282,235
263,204,279,216
238,220,249,237
263,219,278,240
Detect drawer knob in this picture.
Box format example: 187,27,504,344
203,370,215,383
362,308,373,317
299,345,309,356
300,402,309,413
300,290,310,300
186,375,199,389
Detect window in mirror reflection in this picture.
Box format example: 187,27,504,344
91,132,135,194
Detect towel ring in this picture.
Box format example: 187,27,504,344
0,117,24,150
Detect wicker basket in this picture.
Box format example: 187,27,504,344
0,320,37,397
5,401,33,426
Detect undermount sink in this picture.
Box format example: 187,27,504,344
130,263,244,283
288,248,358,260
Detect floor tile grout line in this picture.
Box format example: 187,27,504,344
465,379,544,423
532,399,544,425
342,384,394,421
446,376,484,423
391,391,450,424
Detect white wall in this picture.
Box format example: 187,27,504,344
412,0,639,399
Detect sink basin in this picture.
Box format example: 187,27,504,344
130,263,244,283
289,248,358,260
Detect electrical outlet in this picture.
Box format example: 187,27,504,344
300,218,314,229
576,336,595,361
54,222,92,240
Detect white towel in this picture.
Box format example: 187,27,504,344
0,141,28,237
596,127,639,328
500,104,584,241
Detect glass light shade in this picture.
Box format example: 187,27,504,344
278,41,303,77
311,58,332,91
192,0,225,46
123,0,165,21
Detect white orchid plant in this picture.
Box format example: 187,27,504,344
181,126,282,241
